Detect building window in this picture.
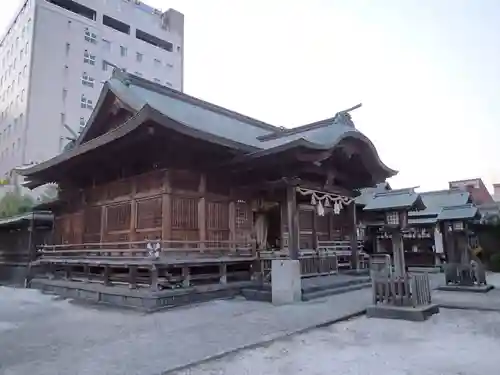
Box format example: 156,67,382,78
60,113,65,125
62,88,67,102
120,46,127,57
20,49,23,60
65,42,70,56
81,95,93,109
80,117,85,126
136,52,143,62
84,28,97,44
21,90,25,102
81,72,95,87
102,60,109,71
23,65,27,77
102,39,111,51
83,50,96,65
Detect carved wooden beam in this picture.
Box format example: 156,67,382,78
296,150,333,163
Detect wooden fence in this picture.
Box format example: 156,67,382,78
372,273,432,307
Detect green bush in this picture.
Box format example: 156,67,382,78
489,253,500,272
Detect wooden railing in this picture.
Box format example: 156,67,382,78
258,249,339,282
36,240,255,262
257,240,369,282
318,240,369,269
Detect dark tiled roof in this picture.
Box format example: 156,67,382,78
17,70,397,184
363,188,426,211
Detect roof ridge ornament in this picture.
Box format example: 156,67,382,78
332,103,362,128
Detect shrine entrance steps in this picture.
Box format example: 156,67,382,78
241,273,372,303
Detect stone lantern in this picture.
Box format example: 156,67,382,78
363,189,439,321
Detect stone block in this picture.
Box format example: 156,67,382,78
366,303,440,322
438,284,494,293
271,259,301,305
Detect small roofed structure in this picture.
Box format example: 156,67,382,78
363,189,439,321
0,211,53,285
437,204,493,292
363,188,425,212
16,70,396,309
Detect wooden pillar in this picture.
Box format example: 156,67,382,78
349,203,359,269
392,231,406,277
129,265,138,289
162,170,172,241
458,233,470,265
99,206,107,243
219,263,227,284
280,200,287,251
182,266,190,287
228,201,236,244
286,185,299,260
130,200,137,242
129,178,138,242
198,174,207,246
150,265,158,291
312,211,318,250
103,266,111,286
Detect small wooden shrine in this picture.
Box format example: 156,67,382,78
17,70,396,309
358,186,475,268
362,189,439,321
438,204,493,292
0,211,53,284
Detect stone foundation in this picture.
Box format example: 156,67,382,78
438,284,494,293
30,278,253,312
366,303,440,322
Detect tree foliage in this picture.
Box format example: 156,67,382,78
0,190,35,218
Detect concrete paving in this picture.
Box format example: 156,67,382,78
0,286,371,375
174,309,500,375
1,271,500,375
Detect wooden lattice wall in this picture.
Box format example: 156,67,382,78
54,169,253,245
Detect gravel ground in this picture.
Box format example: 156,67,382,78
175,309,500,375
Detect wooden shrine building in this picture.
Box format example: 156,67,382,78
0,211,53,284
17,70,396,309
358,185,478,268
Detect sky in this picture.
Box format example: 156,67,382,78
2,0,500,192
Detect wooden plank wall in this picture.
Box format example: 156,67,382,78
54,169,253,246
281,205,354,250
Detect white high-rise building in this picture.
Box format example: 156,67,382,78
0,0,184,179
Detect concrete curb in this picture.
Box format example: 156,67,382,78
438,303,500,312
161,308,366,374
